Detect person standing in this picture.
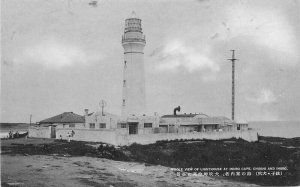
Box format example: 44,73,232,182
68,130,74,141
67,132,70,142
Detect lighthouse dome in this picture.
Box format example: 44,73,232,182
127,11,139,19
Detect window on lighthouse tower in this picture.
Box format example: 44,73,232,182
122,99,126,106
123,80,126,87
124,61,127,68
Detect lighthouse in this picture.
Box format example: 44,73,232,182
121,12,146,117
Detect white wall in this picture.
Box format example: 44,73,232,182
122,42,146,116
115,129,258,146
56,128,117,145
85,112,120,129
47,126,257,146
28,126,51,138
56,123,85,129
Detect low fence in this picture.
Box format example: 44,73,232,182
28,126,51,138
30,126,258,146
56,128,118,145
115,129,258,146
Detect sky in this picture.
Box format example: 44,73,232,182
1,0,300,123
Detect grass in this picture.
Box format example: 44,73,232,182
124,137,300,186
1,136,300,186
1,139,128,161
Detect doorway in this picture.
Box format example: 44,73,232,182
195,125,202,132
50,126,56,138
128,123,138,134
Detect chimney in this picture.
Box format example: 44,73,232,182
84,109,89,116
173,106,181,115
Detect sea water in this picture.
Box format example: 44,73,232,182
0,132,9,139
248,121,300,138
0,131,28,139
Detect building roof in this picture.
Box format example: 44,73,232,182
39,112,84,124
213,116,231,121
160,113,234,126
161,114,198,118
90,111,120,118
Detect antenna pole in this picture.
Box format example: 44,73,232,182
99,100,106,116
228,50,238,121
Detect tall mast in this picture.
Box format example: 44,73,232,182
228,50,238,121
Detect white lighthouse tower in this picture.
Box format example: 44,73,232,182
121,12,146,117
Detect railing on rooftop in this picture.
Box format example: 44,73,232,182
122,35,146,43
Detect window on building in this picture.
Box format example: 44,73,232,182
122,99,126,106
123,80,126,87
63,124,66,128
69,124,75,128
144,123,152,128
89,123,95,129
121,123,127,128
237,124,240,130
124,61,127,68
100,123,106,128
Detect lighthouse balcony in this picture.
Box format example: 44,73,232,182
122,35,146,43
